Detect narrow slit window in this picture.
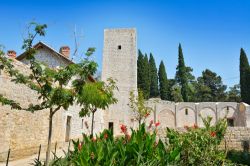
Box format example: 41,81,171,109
118,45,121,50
185,108,188,115
81,119,84,129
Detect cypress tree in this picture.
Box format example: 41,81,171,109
158,61,169,100
176,43,189,101
143,54,150,99
137,49,145,92
240,48,250,104
149,53,159,97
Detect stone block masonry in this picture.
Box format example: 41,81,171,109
221,127,250,151
145,98,250,129
101,28,137,135
0,60,64,161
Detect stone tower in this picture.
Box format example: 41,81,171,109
102,28,137,135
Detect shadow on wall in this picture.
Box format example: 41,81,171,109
242,140,250,152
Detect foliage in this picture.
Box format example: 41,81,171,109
143,54,150,99
226,84,241,102
227,150,250,165
195,69,227,102
170,84,183,102
175,43,194,102
77,78,118,136
128,90,152,125
166,117,228,165
149,53,159,98
158,60,169,100
48,117,241,166
51,123,168,166
240,48,250,104
0,22,100,165
137,50,150,99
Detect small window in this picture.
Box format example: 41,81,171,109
118,45,121,50
227,106,229,110
227,118,234,127
185,108,188,115
81,119,84,129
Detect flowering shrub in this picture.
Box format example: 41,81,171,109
166,116,228,165
51,124,168,165
49,117,238,165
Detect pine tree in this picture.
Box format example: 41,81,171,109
149,53,159,97
158,61,169,100
196,69,227,102
175,43,189,101
240,48,250,104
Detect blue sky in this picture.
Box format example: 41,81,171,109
0,0,250,87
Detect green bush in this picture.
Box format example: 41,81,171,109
227,150,250,165
65,123,168,166
166,116,228,165
48,117,243,166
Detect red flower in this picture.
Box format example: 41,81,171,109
155,122,160,127
193,124,198,129
104,133,108,139
210,131,216,137
78,142,82,150
120,124,127,134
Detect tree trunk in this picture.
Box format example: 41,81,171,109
45,109,53,166
90,109,96,137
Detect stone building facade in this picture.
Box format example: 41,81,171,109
101,29,137,135
1,28,250,161
0,43,99,161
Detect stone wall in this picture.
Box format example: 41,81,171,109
0,59,64,161
221,127,250,151
145,98,250,129
0,58,96,161
101,28,137,135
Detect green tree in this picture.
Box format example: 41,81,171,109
0,23,110,165
196,69,227,102
128,90,152,126
137,50,145,92
143,54,150,99
158,61,169,100
77,78,117,137
170,84,183,102
137,50,150,99
240,48,250,104
149,53,159,98
227,84,241,102
175,44,194,101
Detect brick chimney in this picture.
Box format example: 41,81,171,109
59,46,70,58
7,50,16,58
